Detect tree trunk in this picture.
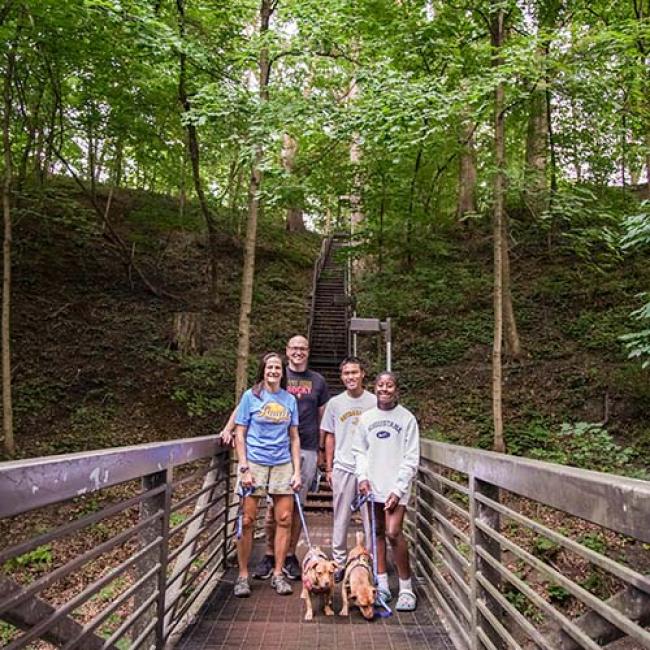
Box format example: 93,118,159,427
0,576,114,650
2,46,15,456
545,585,650,649
16,81,44,191
524,70,548,218
177,0,220,307
501,213,521,359
281,132,305,232
228,160,245,236
546,80,557,199
524,0,561,219
87,117,97,201
39,91,59,186
286,207,305,232
234,0,272,400
645,130,650,198
348,68,363,231
405,146,422,269
113,136,123,189
491,8,506,454
178,139,186,223
457,119,477,220
170,312,203,356
378,175,386,274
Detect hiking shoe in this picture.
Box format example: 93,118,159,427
282,554,301,581
253,554,274,580
334,568,345,583
271,573,293,595
233,576,251,598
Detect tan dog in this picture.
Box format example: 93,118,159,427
339,531,376,620
301,547,338,621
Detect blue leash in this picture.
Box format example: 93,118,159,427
235,485,255,539
351,491,392,617
293,491,313,549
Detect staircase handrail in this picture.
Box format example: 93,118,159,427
307,235,333,344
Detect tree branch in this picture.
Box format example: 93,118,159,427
51,146,179,300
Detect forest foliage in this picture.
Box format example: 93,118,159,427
1,0,649,457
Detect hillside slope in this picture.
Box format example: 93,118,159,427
354,214,650,477
5,180,319,460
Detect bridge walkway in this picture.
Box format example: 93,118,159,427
178,513,453,650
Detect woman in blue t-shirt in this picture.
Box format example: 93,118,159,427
233,352,301,598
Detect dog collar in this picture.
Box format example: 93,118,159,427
302,548,331,594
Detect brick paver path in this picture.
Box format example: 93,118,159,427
179,513,453,650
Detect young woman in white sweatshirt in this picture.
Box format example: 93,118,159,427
355,371,420,611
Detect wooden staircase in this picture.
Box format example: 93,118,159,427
308,237,349,394
305,236,350,511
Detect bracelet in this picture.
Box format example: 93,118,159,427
239,465,250,474
318,445,326,452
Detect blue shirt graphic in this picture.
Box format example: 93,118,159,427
235,387,299,466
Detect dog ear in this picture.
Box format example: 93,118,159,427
329,561,338,571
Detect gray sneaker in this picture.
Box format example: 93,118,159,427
282,554,301,581
253,554,274,580
270,573,293,595
233,576,251,598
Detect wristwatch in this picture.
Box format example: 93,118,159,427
318,445,326,452
239,465,250,474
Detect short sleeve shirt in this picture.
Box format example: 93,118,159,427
286,368,329,451
321,390,376,474
235,387,299,466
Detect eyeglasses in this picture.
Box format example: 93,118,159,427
288,346,309,351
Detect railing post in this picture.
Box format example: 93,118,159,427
156,466,173,648
221,450,232,566
134,468,170,649
432,471,470,632
470,475,503,650
415,467,433,580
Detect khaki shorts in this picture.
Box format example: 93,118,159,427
238,461,294,497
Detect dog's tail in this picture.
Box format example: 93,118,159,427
355,530,366,546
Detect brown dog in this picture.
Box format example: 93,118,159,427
339,531,376,620
301,547,338,621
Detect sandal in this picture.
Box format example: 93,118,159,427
395,589,417,611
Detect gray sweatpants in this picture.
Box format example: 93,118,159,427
331,467,371,566
298,448,318,504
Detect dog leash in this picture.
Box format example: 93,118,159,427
351,491,392,617
350,492,370,512
293,491,314,549
368,493,393,617
235,485,255,539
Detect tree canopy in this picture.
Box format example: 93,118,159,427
1,0,649,453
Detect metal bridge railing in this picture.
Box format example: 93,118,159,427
0,436,234,650
3,435,650,650
406,440,650,650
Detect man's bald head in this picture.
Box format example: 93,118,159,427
286,334,309,371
